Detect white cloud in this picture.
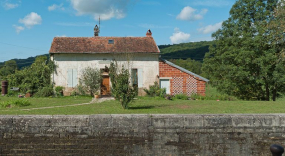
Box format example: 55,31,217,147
69,0,136,20
176,6,207,21
19,12,42,28
198,22,222,34
170,28,191,44
3,2,18,9
48,3,65,11
13,25,24,34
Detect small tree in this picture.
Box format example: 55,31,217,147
109,61,137,109
81,67,102,96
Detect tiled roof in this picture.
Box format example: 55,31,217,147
160,58,210,82
49,37,160,53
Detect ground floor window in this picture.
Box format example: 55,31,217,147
160,79,170,94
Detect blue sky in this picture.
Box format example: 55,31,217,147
0,0,236,62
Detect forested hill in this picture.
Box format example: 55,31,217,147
0,54,49,69
158,41,213,61
0,41,213,68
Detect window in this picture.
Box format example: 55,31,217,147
131,69,138,87
108,39,114,44
132,69,143,88
160,79,170,94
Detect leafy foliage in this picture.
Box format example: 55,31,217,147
159,41,213,61
169,58,202,75
202,0,285,101
144,82,166,98
173,94,189,100
0,54,49,70
7,55,55,96
33,86,54,97
80,67,102,95
109,61,137,109
0,60,18,81
1,99,31,108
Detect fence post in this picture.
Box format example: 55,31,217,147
271,144,284,156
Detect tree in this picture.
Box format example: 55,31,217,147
8,56,55,96
169,58,202,75
0,60,18,80
202,0,285,101
80,67,102,96
109,61,137,109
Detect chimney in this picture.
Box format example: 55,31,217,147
146,29,152,37
94,24,99,37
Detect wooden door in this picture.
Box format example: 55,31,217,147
101,76,110,95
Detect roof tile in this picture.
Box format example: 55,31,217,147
49,37,160,53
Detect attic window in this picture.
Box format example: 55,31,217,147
108,39,114,44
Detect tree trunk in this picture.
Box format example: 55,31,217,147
265,83,270,101
272,87,277,101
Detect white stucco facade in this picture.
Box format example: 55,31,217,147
51,53,159,95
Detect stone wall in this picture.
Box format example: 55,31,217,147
0,114,285,155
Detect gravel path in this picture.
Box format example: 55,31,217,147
19,97,115,111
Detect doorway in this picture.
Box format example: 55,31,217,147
101,76,111,96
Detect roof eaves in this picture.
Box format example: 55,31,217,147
160,58,209,82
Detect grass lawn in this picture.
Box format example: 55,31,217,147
1,95,285,115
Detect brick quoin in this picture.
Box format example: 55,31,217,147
159,61,207,96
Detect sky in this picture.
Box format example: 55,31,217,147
0,0,236,62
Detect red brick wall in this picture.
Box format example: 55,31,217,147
159,61,206,96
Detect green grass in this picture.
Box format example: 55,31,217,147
1,95,285,115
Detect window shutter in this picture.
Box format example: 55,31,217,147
138,69,143,88
68,69,73,87
67,69,78,87
73,69,78,87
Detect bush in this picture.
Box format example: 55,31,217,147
34,86,54,97
1,99,31,108
55,86,64,97
80,67,102,95
144,82,166,98
109,62,137,109
173,94,189,100
6,90,17,97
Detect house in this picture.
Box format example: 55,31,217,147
49,26,209,96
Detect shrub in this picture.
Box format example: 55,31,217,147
164,94,173,100
5,90,17,97
55,86,64,97
144,82,166,98
1,99,31,108
81,67,102,96
109,62,137,109
173,94,189,100
34,86,54,97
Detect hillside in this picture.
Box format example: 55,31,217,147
0,41,212,68
158,41,213,61
0,54,49,69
